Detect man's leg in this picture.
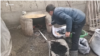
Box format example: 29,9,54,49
71,19,86,51
70,26,82,56
71,27,82,51
70,19,86,56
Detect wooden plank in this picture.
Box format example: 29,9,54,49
86,1,89,25
95,2,99,28
0,0,10,12
95,17,98,28
91,1,94,27
94,1,97,17
9,0,37,11
91,24,96,26
36,0,46,10
89,27,96,31
96,1,99,16
89,33,95,43
98,1,100,3
95,0,99,28
88,2,92,27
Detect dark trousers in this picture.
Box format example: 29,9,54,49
71,19,86,51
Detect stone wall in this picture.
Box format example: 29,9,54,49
1,1,86,29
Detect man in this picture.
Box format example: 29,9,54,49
46,4,86,56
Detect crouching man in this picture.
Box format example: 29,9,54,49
46,4,86,56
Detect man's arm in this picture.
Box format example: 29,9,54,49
56,11,73,32
51,16,56,25
51,21,56,25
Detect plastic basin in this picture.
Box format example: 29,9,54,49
70,30,88,38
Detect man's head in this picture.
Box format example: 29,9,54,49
46,4,55,16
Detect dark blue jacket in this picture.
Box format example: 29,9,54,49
51,7,85,32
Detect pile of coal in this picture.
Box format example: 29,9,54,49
51,42,67,56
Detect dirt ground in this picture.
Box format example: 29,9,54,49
9,25,97,56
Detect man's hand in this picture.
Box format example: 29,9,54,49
48,23,52,26
65,32,70,37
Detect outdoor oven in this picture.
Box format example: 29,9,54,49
20,11,52,36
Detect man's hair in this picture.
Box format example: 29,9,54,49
46,4,55,12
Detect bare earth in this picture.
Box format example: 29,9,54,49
9,26,97,56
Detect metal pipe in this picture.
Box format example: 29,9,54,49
38,30,51,56
38,30,48,42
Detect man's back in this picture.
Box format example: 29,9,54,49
53,7,85,24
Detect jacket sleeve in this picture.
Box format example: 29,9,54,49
56,12,72,32
51,21,56,25
51,16,56,25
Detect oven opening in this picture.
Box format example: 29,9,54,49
32,16,46,30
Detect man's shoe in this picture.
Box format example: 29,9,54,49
70,50,78,56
